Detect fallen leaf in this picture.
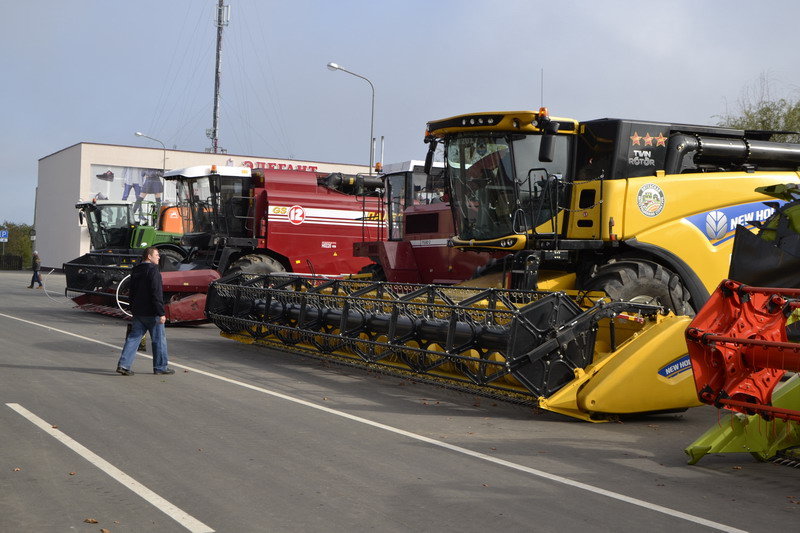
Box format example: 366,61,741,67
51,425,58,429
732,466,742,470
84,518,98,523
69,472,77,476
13,468,21,472
101,529,111,533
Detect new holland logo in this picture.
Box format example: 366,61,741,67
705,211,728,240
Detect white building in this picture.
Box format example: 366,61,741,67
35,143,369,269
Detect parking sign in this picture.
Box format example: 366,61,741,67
0,230,7,243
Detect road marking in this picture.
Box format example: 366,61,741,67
1,312,747,533
6,403,214,533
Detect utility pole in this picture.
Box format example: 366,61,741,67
208,0,229,154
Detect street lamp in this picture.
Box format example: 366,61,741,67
326,62,375,175
134,131,166,172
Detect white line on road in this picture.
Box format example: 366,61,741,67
6,403,214,533
1,312,747,533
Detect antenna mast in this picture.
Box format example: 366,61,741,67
540,68,544,108
207,0,230,154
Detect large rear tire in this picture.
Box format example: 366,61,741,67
158,248,184,271
227,254,285,275
582,260,694,316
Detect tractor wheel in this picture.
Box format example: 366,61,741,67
357,263,386,281
582,260,694,316
158,248,184,271
227,254,285,275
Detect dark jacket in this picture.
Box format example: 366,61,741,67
32,255,41,272
129,262,165,317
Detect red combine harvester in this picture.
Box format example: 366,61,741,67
353,161,497,284
64,164,384,323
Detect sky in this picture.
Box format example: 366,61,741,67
3,0,800,225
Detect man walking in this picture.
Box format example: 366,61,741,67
116,247,175,376
28,251,43,289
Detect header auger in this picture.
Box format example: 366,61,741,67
206,273,700,421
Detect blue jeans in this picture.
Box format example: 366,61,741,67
118,316,169,371
122,183,141,201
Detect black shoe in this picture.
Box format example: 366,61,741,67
116,366,135,376
154,368,175,375
27,285,33,289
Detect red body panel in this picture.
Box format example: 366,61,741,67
162,270,220,292
686,279,800,420
258,170,383,276
357,201,496,284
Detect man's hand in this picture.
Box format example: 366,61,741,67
159,316,166,324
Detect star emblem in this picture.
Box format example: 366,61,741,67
655,133,667,147
630,131,641,146
643,132,654,146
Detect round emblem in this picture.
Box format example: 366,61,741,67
637,183,665,217
288,205,306,225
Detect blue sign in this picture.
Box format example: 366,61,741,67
684,201,781,247
658,354,692,379
0,230,7,242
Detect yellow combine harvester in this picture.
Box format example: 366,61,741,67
206,108,800,421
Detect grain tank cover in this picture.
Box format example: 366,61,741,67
578,119,672,180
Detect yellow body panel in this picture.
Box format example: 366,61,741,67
540,314,701,420
570,171,800,293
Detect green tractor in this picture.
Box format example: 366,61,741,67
75,199,185,263
64,200,187,315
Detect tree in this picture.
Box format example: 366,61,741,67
716,73,800,143
0,221,34,267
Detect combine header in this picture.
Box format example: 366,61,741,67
206,273,700,421
684,281,800,464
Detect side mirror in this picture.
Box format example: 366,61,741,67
424,139,438,174
538,121,560,163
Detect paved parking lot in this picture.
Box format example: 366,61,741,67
1,271,796,532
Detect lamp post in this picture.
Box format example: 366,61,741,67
326,62,375,175
134,131,166,172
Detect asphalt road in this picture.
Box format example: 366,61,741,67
0,270,796,533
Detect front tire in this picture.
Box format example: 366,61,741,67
582,260,693,316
